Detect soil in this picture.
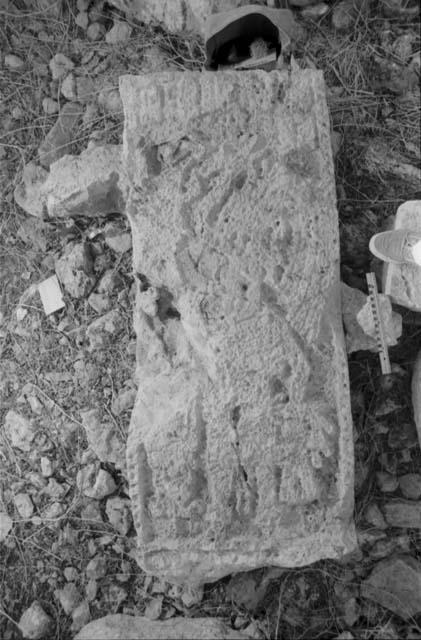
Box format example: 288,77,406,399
0,1,420,639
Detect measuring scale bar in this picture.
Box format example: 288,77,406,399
366,272,392,375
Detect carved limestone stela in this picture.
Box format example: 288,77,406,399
120,69,357,584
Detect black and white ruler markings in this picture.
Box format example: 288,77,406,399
366,272,392,375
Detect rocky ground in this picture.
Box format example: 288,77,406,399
0,0,420,639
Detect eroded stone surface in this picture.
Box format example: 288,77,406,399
75,614,247,639
383,200,421,310
120,69,356,584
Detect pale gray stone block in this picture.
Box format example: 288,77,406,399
120,69,356,584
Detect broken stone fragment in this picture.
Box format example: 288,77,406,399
383,200,421,311
5,53,25,70
105,496,132,535
61,73,78,101
0,512,13,543
14,493,35,519
399,473,421,500
38,102,84,168
120,69,356,584
104,223,132,254
76,464,117,499
49,53,75,80
42,144,124,218
71,601,91,633
4,410,36,452
382,500,421,528
80,408,126,469
55,583,82,615
341,282,401,353
361,555,421,619
55,243,95,299
14,161,48,218
18,601,54,640
86,309,124,351
105,20,132,44
74,614,248,640
86,555,107,580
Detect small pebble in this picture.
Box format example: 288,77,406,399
364,502,387,529
5,54,25,70
399,473,421,500
331,0,355,30
87,22,106,41
14,493,34,519
18,602,53,640
301,2,329,19
55,583,81,615
61,73,77,101
49,53,74,80
64,566,79,582
40,456,54,477
86,555,107,580
376,471,399,492
75,11,89,30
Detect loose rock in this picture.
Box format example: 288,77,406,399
14,162,48,218
361,555,421,619
55,583,82,615
376,471,399,493
105,21,132,44
14,493,34,519
144,597,163,621
88,292,112,314
105,496,132,535
301,3,329,19
18,601,53,640
75,614,248,639
111,388,136,415
41,144,124,218
87,22,106,41
77,464,117,499
0,512,13,542
86,555,107,580
55,242,95,298
80,499,104,523
383,500,421,528
5,53,25,70
86,309,124,351
64,567,79,582
75,11,89,29
81,408,125,468
399,474,421,500
49,53,74,80
42,97,59,114
38,101,83,168
71,601,91,633
4,410,36,451
104,224,132,254
341,283,401,353
331,0,356,30
61,73,78,101
364,503,387,529
97,86,123,114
